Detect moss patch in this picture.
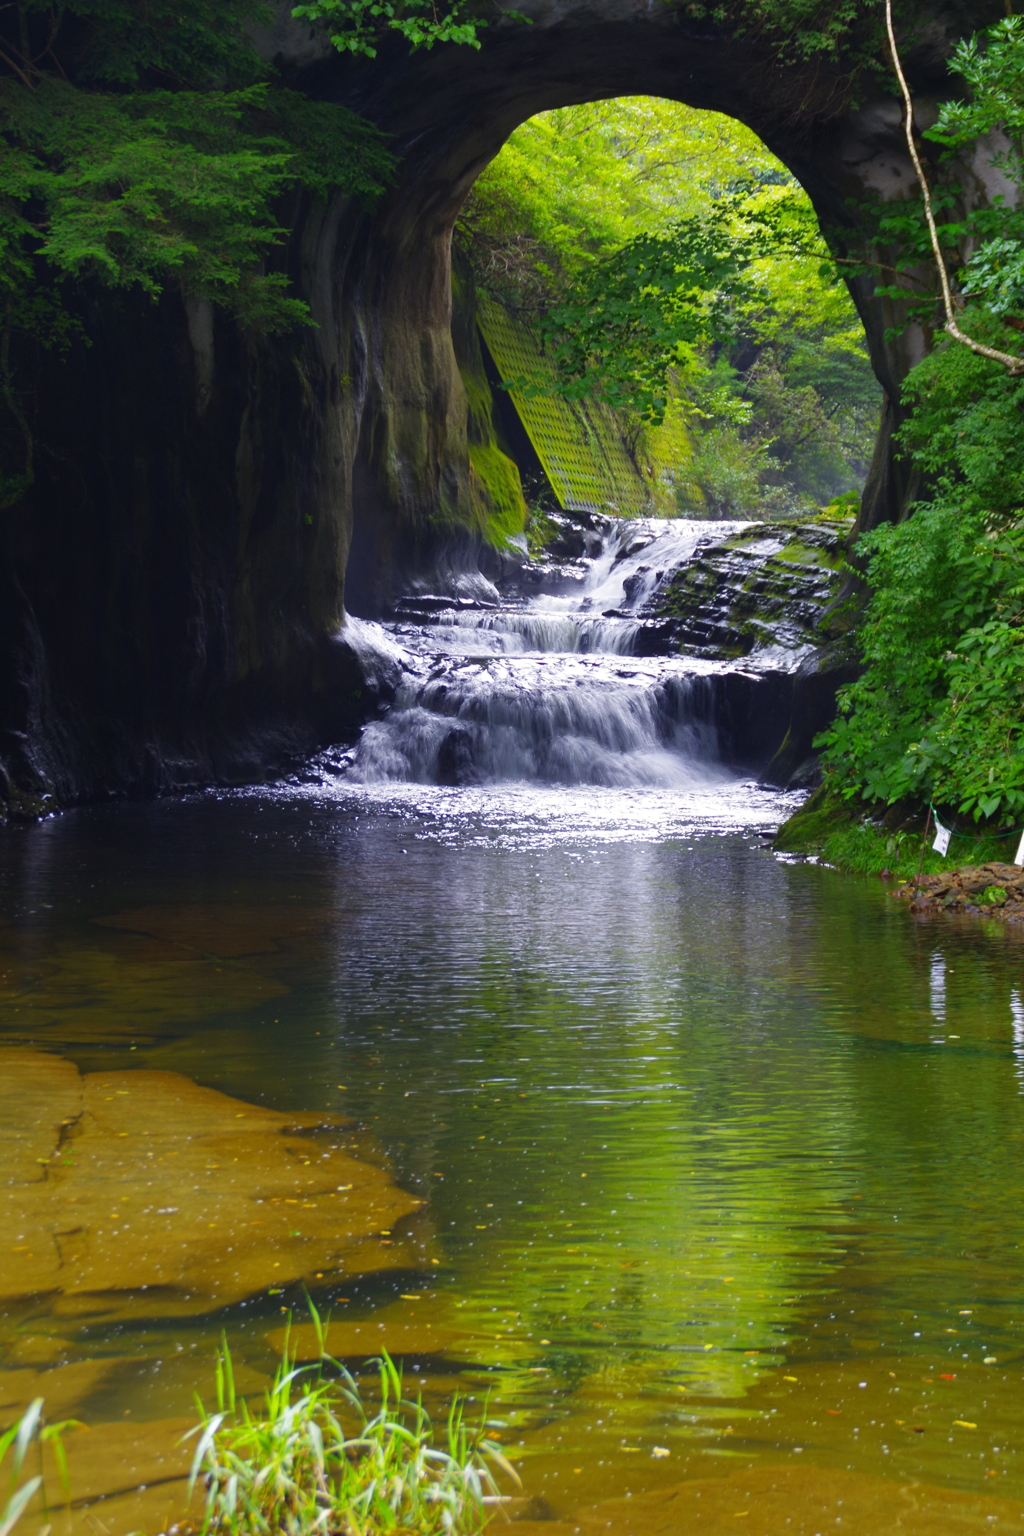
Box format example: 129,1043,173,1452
771,541,842,569
773,784,855,853
468,441,527,548
775,785,1022,877
651,518,852,659
451,263,528,549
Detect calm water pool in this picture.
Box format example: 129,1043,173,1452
3,778,1024,1526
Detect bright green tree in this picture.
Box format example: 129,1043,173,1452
457,96,878,515
820,16,1024,825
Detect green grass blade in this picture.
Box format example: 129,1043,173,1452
0,1475,42,1536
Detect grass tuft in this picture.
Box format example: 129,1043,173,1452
186,1307,517,1536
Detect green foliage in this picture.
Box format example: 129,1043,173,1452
690,0,877,65
292,0,501,57
819,15,1024,827
9,85,279,326
0,0,394,506
1,1398,78,1536
532,209,758,424
820,474,1024,823
458,97,783,305
0,35,392,328
330,0,888,75
774,784,1019,876
901,321,1024,510
21,0,270,88
459,97,877,514
818,818,1018,878
1,79,391,328
928,17,1024,329
188,1323,515,1536
822,351,1024,829
856,17,1024,342
930,17,1024,155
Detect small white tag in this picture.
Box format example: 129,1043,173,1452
1015,830,1024,868
932,819,952,856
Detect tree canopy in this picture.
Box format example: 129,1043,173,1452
456,96,879,515
820,16,1024,828
0,0,396,504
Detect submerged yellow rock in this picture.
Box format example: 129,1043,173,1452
0,1050,424,1317
0,902,340,1047
267,1297,535,1368
546,1464,1024,1535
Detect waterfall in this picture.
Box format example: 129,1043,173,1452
346,517,748,788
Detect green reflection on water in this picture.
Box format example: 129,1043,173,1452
2,793,1024,1513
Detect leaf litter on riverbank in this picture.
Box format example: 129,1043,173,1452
898,863,1024,921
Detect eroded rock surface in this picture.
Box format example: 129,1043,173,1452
0,1051,424,1318
642,517,859,784
642,517,853,666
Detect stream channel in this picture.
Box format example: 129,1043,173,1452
4,520,1024,1532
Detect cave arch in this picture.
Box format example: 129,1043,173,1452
273,0,968,613
0,1,988,809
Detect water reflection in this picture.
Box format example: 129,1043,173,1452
1012,989,1024,1095
3,785,1024,1527
929,951,947,1024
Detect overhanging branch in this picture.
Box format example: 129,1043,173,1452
885,0,1024,375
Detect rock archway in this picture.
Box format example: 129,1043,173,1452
290,0,966,612
0,1,991,809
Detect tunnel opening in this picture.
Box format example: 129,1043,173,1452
2,0,949,811
343,85,884,618
340,100,874,789
449,93,881,535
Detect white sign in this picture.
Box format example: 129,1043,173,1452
1015,830,1024,868
932,818,952,857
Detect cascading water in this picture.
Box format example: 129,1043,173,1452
345,517,748,788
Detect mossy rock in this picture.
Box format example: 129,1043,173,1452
773,784,857,853
648,517,853,662
771,540,843,569
468,441,527,547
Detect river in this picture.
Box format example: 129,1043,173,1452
3,520,1024,1532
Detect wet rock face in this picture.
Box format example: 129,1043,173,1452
643,519,852,663
637,517,859,785
0,0,987,809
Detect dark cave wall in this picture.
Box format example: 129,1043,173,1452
0,0,1001,815
1,235,371,813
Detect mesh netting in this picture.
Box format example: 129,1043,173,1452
477,294,651,515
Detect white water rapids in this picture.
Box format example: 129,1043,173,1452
342,517,750,789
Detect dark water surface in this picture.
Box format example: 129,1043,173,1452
4,779,1024,1521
